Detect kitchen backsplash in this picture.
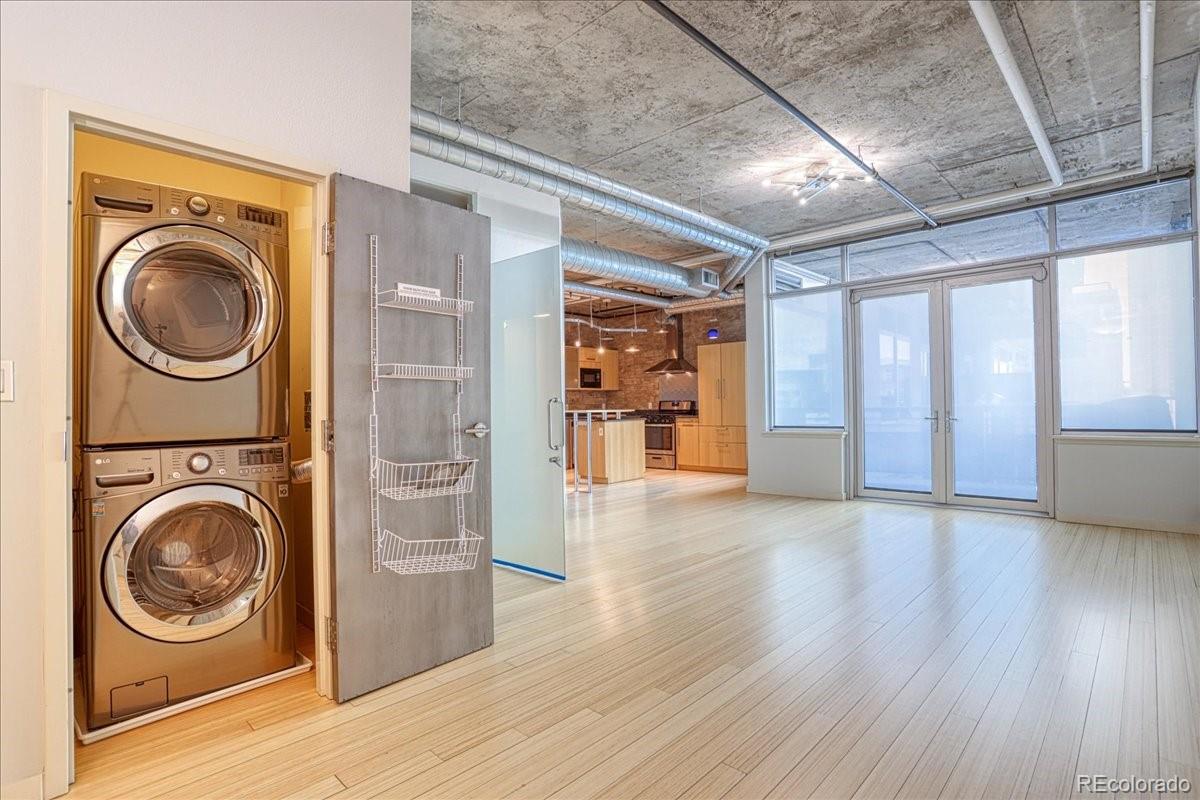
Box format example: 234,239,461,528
565,303,745,410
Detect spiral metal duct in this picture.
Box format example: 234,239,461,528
560,237,709,298
411,130,754,258
412,106,768,254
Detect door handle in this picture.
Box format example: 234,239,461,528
549,456,563,466
946,415,958,433
923,410,939,433
466,422,490,439
547,397,563,450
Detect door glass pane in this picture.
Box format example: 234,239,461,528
127,246,260,360
128,501,264,617
949,279,1038,501
860,292,933,493
1057,240,1197,431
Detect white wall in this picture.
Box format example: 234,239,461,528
1055,438,1200,533
744,259,848,500
0,3,411,796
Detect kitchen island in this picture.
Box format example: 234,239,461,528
567,411,645,485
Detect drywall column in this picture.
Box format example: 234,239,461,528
0,3,412,797
743,259,847,499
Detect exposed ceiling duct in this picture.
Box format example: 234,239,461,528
645,315,697,375
563,279,745,313
561,237,711,298
411,129,754,258
412,106,768,255
565,315,647,334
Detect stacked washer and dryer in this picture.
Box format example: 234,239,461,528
75,174,297,732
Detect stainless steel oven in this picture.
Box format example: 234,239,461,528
645,422,675,469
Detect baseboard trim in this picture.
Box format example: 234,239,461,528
492,558,566,582
1,772,43,800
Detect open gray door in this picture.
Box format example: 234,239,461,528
327,173,493,701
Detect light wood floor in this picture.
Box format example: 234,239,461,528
70,471,1200,799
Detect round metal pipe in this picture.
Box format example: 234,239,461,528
563,280,672,309
412,106,769,251
412,131,754,258
561,237,709,297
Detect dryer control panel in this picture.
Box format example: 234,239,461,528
83,442,289,497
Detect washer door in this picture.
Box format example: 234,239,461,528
104,484,286,643
100,225,281,379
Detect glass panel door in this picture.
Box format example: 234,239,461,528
945,277,1041,504
857,288,942,499
854,265,1048,511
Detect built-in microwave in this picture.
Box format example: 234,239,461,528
579,367,602,388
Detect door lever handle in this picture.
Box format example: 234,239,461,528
466,422,490,439
922,410,939,433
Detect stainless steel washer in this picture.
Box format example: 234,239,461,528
78,441,295,731
76,173,289,445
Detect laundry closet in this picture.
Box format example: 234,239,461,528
70,131,319,739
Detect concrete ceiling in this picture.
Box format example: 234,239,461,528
413,0,1199,263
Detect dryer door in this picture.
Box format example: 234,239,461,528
104,484,286,643
100,224,282,379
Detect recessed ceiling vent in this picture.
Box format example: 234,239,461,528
691,267,721,292
645,316,697,375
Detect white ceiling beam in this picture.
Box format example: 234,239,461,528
969,0,1064,186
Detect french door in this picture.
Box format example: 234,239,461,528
852,265,1051,511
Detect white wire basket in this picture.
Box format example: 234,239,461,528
375,458,477,500
378,530,484,575
377,287,474,317
376,363,475,381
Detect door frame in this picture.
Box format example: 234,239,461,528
849,260,1053,513
40,90,336,797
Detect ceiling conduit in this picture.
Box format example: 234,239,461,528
560,237,710,297
412,130,754,258
412,106,769,254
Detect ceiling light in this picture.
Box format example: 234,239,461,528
830,178,841,190
760,177,773,187
597,345,605,354
625,345,640,353
791,187,800,197
574,339,581,347
799,197,808,206
863,174,876,183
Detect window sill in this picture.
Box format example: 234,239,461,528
762,428,847,439
1053,433,1200,447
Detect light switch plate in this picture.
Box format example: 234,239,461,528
0,360,13,402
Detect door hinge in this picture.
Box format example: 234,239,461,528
325,616,338,653
322,419,334,452
322,221,335,255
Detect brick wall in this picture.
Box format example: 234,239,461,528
564,303,746,411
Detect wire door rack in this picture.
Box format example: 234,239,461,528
368,234,483,575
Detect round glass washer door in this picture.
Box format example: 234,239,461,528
103,484,286,643
100,225,281,379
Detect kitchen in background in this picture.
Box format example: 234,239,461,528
564,303,747,475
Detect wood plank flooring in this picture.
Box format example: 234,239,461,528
69,471,1200,799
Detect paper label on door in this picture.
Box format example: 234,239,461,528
396,282,441,299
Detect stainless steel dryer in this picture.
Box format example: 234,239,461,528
76,173,289,445
78,440,295,731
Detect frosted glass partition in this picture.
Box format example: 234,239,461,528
949,279,1038,500
860,291,934,493
490,245,567,579
771,289,844,427
772,246,841,291
1057,240,1197,432
1055,179,1193,250
847,208,1048,281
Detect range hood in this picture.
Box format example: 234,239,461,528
645,316,697,375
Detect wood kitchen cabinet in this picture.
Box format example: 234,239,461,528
691,342,747,473
676,417,700,467
564,346,618,390
574,418,645,483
